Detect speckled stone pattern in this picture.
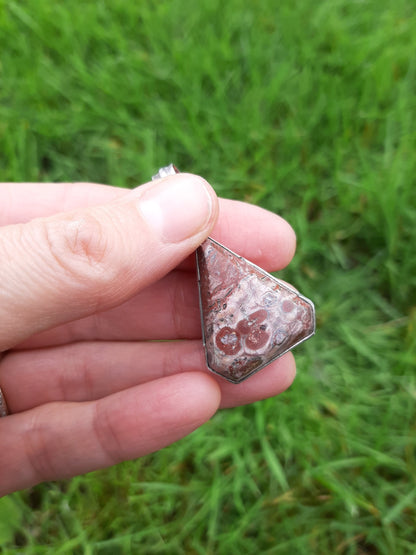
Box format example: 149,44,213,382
197,238,315,383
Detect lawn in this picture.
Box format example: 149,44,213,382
0,0,415,553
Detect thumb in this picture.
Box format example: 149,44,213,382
0,173,218,351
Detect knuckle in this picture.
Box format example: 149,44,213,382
58,344,95,401
24,408,60,482
41,212,119,288
59,214,108,267
92,402,124,466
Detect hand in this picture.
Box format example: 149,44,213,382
0,174,297,496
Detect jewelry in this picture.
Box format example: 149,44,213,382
0,387,9,417
152,165,315,383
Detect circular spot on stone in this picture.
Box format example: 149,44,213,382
246,328,270,350
216,327,241,355
237,309,268,334
237,319,251,334
250,309,268,323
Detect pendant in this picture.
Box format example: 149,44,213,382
152,165,316,383
196,237,315,383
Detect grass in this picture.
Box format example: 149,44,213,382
0,0,415,553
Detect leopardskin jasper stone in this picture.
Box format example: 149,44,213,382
196,238,315,383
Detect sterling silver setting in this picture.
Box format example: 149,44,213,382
0,387,9,417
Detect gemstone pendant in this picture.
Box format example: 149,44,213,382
152,165,316,383
196,238,315,383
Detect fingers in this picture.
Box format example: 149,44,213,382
0,182,296,273
18,271,201,348
17,253,298,350
0,373,220,496
0,174,218,351
0,340,296,411
212,198,296,273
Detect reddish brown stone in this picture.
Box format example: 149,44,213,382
196,238,315,383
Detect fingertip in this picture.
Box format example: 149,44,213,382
257,211,297,270
173,371,222,422
183,173,220,228
281,351,297,390
219,352,297,409
280,219,297,267
213,199,297,271
136,173,219,244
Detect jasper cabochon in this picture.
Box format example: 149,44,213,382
196,238,315,383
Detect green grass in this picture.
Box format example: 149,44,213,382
1,0,416,553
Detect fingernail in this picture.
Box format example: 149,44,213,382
138,175,214,243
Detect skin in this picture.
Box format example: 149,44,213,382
0,175,297,497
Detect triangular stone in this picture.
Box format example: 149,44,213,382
196,238,315,383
